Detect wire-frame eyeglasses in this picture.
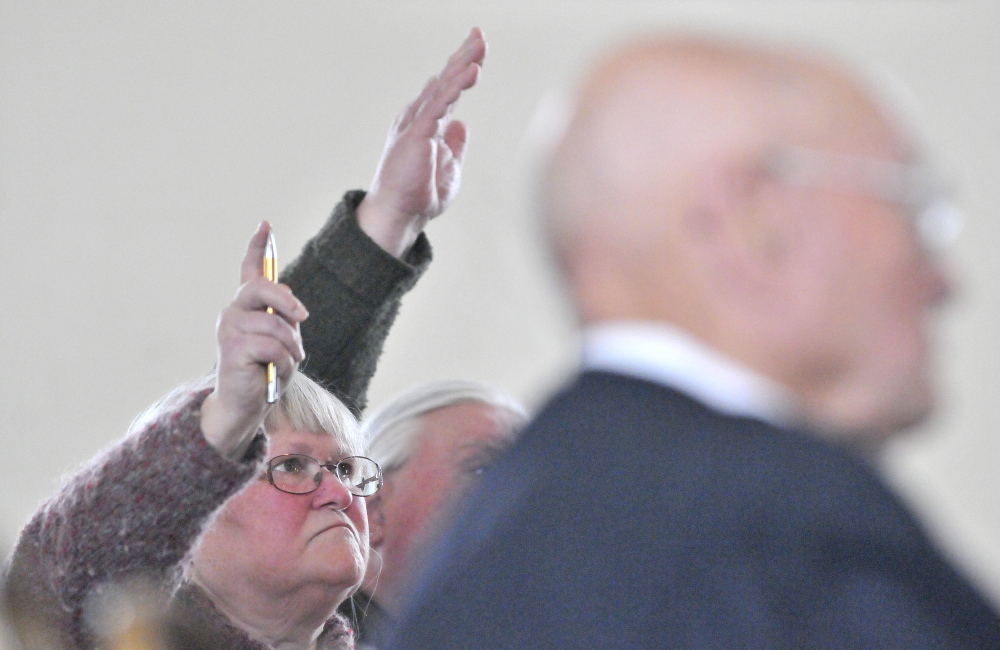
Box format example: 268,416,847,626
265,453,383,497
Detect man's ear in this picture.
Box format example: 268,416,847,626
741,162,791,266
691,160,789,292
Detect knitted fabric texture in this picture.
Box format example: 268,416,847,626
4,193,428,648
281,190,431,416
5,391,354,649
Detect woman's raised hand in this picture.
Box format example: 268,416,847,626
200,222,309,459
356,27,487,258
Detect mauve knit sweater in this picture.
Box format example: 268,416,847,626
3,191,431,648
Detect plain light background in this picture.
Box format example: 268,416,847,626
2,0,999,604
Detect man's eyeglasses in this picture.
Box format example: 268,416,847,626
266,454,383,497
765,146,962,252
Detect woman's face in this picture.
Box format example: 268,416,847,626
194,425,369,605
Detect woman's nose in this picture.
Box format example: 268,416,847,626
311,468,354,510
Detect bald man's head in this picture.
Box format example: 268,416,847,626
544,38,896,256
541,36,950,439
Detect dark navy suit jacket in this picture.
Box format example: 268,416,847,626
389,371,1000,648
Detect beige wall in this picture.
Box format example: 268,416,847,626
2,0,999,602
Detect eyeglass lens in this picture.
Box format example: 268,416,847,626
268,454,381,496
768,146,962,252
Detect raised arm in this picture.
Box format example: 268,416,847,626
3,226,306,647
280,28,487,415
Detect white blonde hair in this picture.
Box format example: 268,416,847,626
362,379,527,471
130,371,362,456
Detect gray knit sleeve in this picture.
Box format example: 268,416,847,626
3,390,261,648
279,190,432,416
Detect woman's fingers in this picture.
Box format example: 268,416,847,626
218,276,308,382
443,119,469,165
439,28,487,85
232,278,309,325
410,63,481,139
396,76,440,132
220,235,310,398
240,221,271,284
219,332,300,382
204,326,298,458
395,28,486,133
218,307,305,364
203,223,306,458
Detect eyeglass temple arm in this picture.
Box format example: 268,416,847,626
357,476,379,489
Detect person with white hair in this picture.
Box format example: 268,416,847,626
344,380,526,648
5,222,379,649
3,28,489,649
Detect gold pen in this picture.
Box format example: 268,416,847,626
264,230,279,403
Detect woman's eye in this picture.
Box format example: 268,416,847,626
275,458,306,473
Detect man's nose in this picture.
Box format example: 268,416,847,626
924,254,954,307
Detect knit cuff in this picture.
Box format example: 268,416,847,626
290,190,432,305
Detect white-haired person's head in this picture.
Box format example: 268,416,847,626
358,379,527,616
131,371,363,458
364,379,526,471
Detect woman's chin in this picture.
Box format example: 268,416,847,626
309,533,367,589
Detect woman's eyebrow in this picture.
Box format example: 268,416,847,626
280,441,325,457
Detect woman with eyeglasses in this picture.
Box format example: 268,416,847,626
4,222,385,649
2,28,486,649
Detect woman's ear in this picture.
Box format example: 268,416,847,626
366,491,386,547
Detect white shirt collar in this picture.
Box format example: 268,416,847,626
581,321,801,428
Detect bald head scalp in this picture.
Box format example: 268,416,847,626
540,34,946,439
542,37,884,333
543,36,885,260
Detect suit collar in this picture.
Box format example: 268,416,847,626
582,321,801,429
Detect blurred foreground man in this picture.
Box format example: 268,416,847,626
390,37,1000,648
